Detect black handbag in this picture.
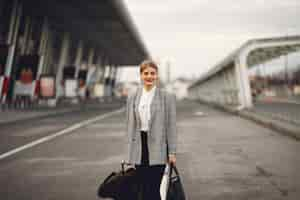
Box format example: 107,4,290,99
167,164,186,200
97,162,139,200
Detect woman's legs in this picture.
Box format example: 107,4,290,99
146,165,166,200
135,165,165,200
140,131,149,166
136,131,166,200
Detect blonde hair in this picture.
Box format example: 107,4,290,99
139,59,160,86
139,59,158,74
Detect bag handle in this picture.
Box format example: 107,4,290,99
121,160,132,174
168,163,180,179
102,172,117,184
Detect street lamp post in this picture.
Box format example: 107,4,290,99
166,59,170,84
284,28,297,86
285,49,289,86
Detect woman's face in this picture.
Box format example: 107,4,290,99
141,66,158,88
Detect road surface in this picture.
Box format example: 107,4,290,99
0,100,299,199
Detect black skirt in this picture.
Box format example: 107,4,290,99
135,131,165,200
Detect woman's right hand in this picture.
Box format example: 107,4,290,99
168,154,176,165
122,160,135,169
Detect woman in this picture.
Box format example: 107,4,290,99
125,60,177,200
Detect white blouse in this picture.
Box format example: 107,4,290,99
138,86,156,131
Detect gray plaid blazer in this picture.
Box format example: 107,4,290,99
125,86,177,165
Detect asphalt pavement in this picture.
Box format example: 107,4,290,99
0,100,299,199
253,101,300,125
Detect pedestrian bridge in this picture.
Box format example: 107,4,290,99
188,36,300,109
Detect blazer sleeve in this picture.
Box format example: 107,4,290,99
125,94,131,131
125,91,135,131
125,92,134,163
166,92,177,155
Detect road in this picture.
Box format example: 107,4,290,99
0,100,299,199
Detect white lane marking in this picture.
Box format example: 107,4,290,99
25,157,78,163
0,108,125,160
194,111,205,116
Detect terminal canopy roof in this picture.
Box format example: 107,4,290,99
24,0,149,66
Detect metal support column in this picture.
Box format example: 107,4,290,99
74,40,83,79
56,32,70,100
104,63,111,98
92,54,105,99
1,0,22,105
94,54,104,83
34,17,49,99
21,16,30,55
235,55,253,109
99,55,107,84
87,48,95,66
110,66,117,96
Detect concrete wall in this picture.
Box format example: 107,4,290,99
189,65,240,106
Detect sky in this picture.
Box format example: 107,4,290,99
119,0,300,82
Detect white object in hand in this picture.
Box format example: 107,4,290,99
160,164,170,200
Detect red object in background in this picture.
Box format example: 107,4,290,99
40,76,55,98
2,76,10,95
34,79,40,96
79,79,85,88
20,68,33,84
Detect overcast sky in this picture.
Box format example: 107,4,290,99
119,0,300,82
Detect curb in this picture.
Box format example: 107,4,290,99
238,110,300,140
0,108,80,126
0,100,125,126
196,100,300,141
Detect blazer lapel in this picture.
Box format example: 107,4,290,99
149,87,160,130
134,86,143,130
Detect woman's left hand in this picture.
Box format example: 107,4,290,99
168,154,176,165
